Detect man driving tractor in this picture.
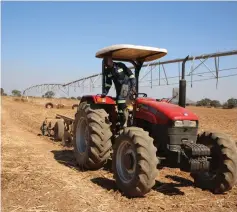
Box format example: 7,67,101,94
101,55,137,128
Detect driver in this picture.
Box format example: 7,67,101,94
101,55,137,128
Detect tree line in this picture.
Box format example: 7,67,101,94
1,88,22,97
196,98,237,109
1,89,82,100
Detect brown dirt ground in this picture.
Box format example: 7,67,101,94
1,96,237,212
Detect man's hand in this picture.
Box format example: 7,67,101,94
131,87,137,95
129,87,137,100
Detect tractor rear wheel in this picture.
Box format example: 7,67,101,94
191,131,237,193
73,102,112,170
112,127,158,197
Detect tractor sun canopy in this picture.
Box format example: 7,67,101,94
95,44,168,63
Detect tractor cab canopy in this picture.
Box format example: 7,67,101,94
95,44,168,93
95,44,167,63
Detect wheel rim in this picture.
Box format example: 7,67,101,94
76,117,89,153
116,140,137,184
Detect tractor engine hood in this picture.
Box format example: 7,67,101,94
136,98,198,124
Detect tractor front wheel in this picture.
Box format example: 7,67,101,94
191,131,237,193
112,127,158,197
73,102,112,170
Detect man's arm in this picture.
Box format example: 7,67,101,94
103,70,113,96
122,64,136,91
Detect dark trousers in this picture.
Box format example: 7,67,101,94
115,83,129,126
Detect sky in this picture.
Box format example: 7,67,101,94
1,1,237,102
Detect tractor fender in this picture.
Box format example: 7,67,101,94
80,95,116,105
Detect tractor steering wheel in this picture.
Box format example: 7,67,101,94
159,98,172,103
138,93,147,97
96,94,107,97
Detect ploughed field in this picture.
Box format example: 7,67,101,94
1,96,237,212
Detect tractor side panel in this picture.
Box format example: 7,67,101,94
134,102,169,125
135,109,157,124
136,98,199,121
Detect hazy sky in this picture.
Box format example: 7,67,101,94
1,1,237,102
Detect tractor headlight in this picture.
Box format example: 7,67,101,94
174,120,184,127
174,120,197,127
189,121,197,127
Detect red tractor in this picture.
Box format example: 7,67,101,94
73,44,237,197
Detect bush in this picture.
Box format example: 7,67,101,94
43,91,55,98
227,98,237,109
197,97,237,109
12,89,21,97
210,100,221,108
196,98,212,107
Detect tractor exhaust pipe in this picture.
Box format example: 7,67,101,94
179,55,189,108
102,59,106,94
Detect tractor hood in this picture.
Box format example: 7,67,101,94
136,98,198,121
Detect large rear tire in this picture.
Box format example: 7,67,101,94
112,127,158,197
73,102,112,170
191,131,237,193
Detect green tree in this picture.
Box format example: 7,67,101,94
71,97,76,100
210,100,221,108
11,89,21,97
227,98,237,109
43,91,55,98
196,98,212,106
1,88,7,96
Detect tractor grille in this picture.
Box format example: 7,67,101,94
152,125,198,152
167,127,198,145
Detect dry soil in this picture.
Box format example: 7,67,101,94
1,97,237,212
